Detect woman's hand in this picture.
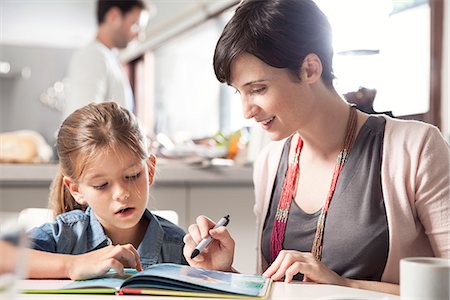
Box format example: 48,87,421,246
67,244,142,280
183,215,235,272
263,250,347,285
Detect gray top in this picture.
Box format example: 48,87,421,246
262,116,389,281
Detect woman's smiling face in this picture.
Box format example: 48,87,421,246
230,53,316,141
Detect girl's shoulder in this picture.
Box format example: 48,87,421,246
154,215,185,242
54,209,90,225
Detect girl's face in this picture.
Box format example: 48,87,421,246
66,145,154,237
230,53,316,141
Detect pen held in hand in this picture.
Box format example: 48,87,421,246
190,215,230,259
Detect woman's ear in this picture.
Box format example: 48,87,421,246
299,53,323,84
63,176,86,205
147,154,157,186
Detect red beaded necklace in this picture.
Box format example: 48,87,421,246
269,105,358,263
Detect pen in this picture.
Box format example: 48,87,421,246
190,214,230,259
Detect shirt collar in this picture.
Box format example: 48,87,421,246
137,209,164,267
86,207,110,250
86,208,164,266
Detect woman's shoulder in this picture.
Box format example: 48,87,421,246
382,115,441,137
381,115,448,151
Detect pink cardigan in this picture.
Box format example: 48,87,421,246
253,115,450,283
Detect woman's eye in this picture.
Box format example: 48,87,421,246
93,183,108,190
126,172,142,181
251,87,266,94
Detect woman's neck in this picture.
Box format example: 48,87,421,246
296,94,365,161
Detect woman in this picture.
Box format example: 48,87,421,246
183,0,450,295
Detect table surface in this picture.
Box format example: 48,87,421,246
7,280,399,300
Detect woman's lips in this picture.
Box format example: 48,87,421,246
260,116,275,130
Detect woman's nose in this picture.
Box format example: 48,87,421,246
242,97,258,119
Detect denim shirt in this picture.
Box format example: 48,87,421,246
28,208,187,269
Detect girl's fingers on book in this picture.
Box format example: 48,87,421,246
110,245,140,269
104,258,125,276
120,244,142,271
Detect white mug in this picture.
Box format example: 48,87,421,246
400,257,450,300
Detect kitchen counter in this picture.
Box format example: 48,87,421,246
0,162,257,273
0,162,253,185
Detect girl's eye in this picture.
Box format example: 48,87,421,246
126,172,142,181
251,87,266,94
93,183,108,190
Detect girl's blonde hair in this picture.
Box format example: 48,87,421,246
49,102,149,217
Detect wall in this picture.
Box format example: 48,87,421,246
442,0,449,141
0,44,73,146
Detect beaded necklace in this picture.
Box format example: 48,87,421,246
269,105,358,263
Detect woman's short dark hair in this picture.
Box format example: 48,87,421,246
213,0,334,87
97,0,145,24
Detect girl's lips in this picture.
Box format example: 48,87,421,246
115,207,135,217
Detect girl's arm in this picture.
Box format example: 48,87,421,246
1,241,141,280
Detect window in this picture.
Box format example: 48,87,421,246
132,0,441,141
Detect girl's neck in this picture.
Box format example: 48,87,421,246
106,217,149,248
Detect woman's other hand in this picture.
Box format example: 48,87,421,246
183,215,235,271
263,250,347,285
67,244,142,280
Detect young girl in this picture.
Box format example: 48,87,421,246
24,102,187,279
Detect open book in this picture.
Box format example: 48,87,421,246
22,263,272,299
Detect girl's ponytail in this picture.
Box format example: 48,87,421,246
48,167,84,217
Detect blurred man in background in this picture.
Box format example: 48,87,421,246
63,0,147,117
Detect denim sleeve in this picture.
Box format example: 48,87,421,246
27,219,88,254
27,224,58,253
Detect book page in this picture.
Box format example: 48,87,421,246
122,264,271,297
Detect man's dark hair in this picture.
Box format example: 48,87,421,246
97,0,146,24
213,0,334,87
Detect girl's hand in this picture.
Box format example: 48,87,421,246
183,215,235,272
67,244,142,280
262,250,347,285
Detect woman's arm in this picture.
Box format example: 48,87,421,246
263,250,399,295
345,278,399,295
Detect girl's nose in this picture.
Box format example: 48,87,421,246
114,183,130,202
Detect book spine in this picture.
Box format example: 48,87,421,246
118,288,142,295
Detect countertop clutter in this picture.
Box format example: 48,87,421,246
0,162,253,185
